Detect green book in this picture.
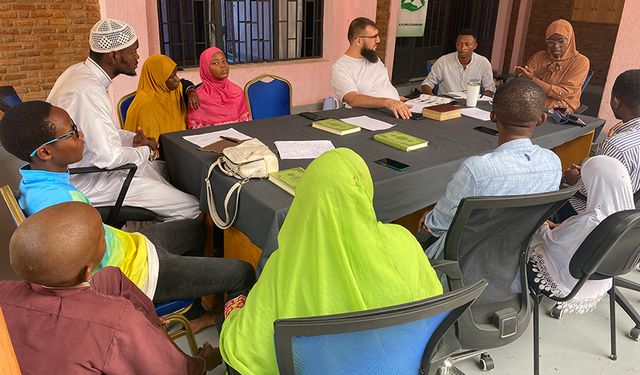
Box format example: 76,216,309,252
312,118,361,135
269,167,306,196
373,131,429,152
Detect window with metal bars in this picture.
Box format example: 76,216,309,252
158,0,323,68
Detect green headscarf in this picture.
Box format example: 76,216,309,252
220,148,442,374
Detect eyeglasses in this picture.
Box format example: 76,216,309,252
546,38,567,47
29,122,80,158
357,34,379,40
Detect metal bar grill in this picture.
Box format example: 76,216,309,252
158,0,322,67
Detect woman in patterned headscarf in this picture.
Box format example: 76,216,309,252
515,19,590,112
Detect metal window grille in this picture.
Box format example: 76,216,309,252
158,0,323,68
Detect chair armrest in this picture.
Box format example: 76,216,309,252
430,259,463,280
68,163,138,226
68,163,138,175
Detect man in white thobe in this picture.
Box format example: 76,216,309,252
47,19,199,221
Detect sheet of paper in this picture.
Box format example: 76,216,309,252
274,140,335,159
182,128,252,148
446,91,492,102
461,107,492,122
340,115,395,131
406,94,453,113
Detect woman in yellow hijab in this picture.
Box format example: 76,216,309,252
124,54,194,139
515,19,589,112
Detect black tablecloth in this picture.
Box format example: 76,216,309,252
160,107,602,273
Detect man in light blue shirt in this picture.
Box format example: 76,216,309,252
419,78,562,258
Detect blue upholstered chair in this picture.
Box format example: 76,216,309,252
273,281,487,375
581,70,595,93
0,86,23,113
244,74,292,120
117,91,136,128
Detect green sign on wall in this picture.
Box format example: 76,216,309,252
397,0,429,37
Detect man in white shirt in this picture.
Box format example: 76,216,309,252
420,29,496,97
47,19,200,221
331,17,411,120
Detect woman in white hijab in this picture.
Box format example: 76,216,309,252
529,155,635,313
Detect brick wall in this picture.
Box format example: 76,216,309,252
375,0,392,64
523,0,619,86
0,1,100,101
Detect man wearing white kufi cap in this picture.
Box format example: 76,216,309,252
48,19,200,221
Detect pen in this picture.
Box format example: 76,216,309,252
220,136,242,143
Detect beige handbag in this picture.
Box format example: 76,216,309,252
205,139,279,229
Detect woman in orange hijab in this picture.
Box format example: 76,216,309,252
515,19,589,112
124,54,198,140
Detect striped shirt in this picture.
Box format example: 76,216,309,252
570,117,640,212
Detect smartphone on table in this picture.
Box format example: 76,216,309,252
474,126,499,136
375,158,410,171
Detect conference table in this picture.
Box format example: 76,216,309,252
160,106,602,273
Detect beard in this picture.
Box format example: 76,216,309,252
360,45,379,63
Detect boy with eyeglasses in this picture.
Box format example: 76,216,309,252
0,101,255,333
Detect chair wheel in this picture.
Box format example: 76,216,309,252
550,305,563,319
478,353,494,371
630,327,640,341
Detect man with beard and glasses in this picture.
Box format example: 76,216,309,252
421,29,496,97
47,19,200,221
331,17,411,120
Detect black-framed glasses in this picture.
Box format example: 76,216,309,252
29,122,80,158
546,38,568,47
357,34,379,39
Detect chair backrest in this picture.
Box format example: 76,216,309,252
0,86,22,113
0,307,21,375
1,185,25,227
443,186,579,350
117,91,136,128
244,74,292,120
634,190,640,209
273,281,487,375
581,70,595,93
569,210,640,284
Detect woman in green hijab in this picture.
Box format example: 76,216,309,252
220,148,443,374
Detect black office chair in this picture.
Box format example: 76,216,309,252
431,186,579,373
0,86,22,113
528,209,640,375
271,281,487,375
68,163,156,228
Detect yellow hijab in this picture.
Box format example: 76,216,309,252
124,54,186,139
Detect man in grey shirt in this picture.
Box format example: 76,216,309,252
420,29,496,97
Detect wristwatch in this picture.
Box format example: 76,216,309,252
148,146,159,161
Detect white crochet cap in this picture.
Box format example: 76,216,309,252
89,19,138,53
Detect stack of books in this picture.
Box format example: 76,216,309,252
373,131,429,152
311,118,361,135
422,103,462,121
268,167,306,196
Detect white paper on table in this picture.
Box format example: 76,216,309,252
447,91,492,102
340,115,395,131
461,107,492,122
182,128,252,148
406,94,453,113
274,140,335,159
